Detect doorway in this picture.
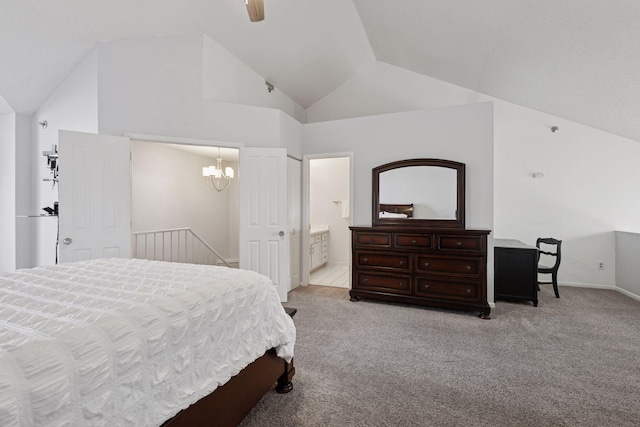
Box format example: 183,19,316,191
131,140,240,265
306,155,352,288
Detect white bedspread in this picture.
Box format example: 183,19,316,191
0,258,296,426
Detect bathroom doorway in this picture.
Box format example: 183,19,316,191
306,155,352,288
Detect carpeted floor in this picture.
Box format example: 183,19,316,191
241,285,640,427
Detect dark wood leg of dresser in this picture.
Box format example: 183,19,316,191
479,311,491,320
349,291,359,302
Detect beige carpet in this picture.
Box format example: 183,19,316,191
241,285,640,427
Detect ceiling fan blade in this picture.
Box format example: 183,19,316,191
246,0,264,22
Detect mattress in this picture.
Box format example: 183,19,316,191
0,258,296,426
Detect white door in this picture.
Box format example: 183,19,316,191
239,147,290,302
288,157,302,291
58,131,131,263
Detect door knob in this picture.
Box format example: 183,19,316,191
279,230,285,237
63,238,72,245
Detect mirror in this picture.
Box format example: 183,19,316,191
372,159,465,228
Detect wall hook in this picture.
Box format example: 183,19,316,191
551,126,559,133
38,120,48,129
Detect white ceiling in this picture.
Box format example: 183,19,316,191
1,1,639,142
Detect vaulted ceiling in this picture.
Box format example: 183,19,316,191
1,1,638,142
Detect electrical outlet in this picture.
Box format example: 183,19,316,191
598,262,604,270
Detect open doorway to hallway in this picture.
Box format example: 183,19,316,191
308,156,351,288
131,140,239,267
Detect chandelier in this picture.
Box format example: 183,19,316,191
202,148,234,192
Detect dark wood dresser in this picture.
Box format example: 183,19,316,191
350,226,491,318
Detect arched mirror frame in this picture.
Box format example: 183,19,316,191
372,158,466,228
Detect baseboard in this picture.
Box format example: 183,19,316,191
557,281,640,301
327,261,349,267
558,281,615,290
615,287,640,302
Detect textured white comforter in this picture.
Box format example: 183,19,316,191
0,258,296,426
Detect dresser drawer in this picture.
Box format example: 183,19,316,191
355,252,411,271
354,232,391,248
415,256,481,277
415,277,481,302
438,235,483,253
355,272,412,295
394,233,433,250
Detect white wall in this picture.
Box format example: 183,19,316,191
306,60,640,288
615,231,640,299
303,102,494,299
309,157,350,265
493,102,640,287
15,114,34,268
279,111,304,160
96,35,296,150
202,35,306,123
132,141,238,260
30,49,99,266
0,113,16,272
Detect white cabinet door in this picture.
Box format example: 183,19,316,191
58,131,131,263
310,241,322,270
239,147,290,302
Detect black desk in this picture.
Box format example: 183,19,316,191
494,239,539,306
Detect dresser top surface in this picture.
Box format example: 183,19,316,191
350,226,491,235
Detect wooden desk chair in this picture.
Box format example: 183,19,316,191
536,238,562,298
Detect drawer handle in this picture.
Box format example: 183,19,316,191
456,241,462,246
371,238,376,243
411,239,417,244
363,258,369,263
363,278,368,284
424,284,429,290
399,260,404,266
399,282,404,287
424,262,430,267
466,265,471,270
466,288,471,294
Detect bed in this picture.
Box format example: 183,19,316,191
0,258,296,426
379,203,414,218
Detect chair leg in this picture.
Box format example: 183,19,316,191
552,272,560,298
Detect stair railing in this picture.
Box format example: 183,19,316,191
132,227,231,267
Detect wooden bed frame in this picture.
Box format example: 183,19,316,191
163,307,297,427
162,350,294,427
379,203,414,218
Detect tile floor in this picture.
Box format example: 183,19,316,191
309,264,349,288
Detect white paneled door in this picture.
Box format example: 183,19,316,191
239,147,290,302
58,131,132,263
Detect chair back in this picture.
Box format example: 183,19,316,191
536,238,562,269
